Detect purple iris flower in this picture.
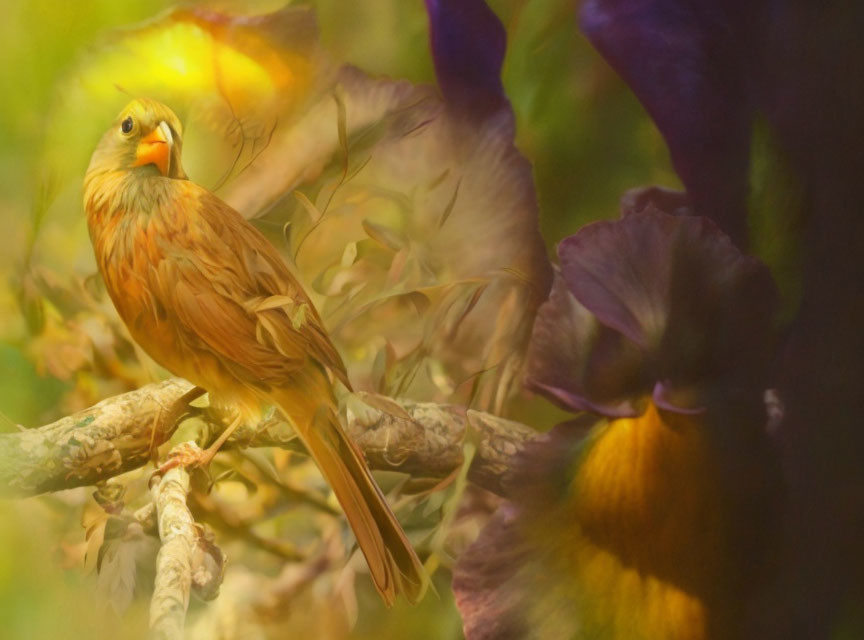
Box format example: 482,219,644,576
579,1,864,635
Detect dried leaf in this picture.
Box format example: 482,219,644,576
426,358,456,396
289,303,309,330
341,242,358,268
354,391,415,423
370,341,396,390
294,190,323,224
361,219,406,252
96,518,159,615
446,284,489,338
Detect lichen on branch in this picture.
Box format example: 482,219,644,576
0,379,198,497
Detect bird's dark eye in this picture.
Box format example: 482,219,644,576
120,117,134,134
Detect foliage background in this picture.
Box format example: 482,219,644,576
0,0,677,637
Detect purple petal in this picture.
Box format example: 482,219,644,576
524,270,647,418
454,424,588,639
424,0,508,120
452,504,528,640
529,381,644,418
555,209,777,409
559,211,678,349
651,380,705,414
580,0,753,244
657,213,777,390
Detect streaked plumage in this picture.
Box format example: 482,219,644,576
84,98,425,605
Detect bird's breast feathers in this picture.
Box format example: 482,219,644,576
86,175,349,409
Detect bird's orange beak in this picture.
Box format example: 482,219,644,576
132,121,173,176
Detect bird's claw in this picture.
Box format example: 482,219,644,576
151,441,208,485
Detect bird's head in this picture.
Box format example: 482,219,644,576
86,98,187,180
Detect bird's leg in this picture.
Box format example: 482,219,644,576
148,405,164,462
153,441,206,478
200,413,244,467
151,412,242,478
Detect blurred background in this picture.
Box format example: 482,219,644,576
0,0,677,637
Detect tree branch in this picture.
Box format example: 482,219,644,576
0,380,198,497
0,380,538,498
149,460,195,640
340,400,537,495
149,442,225,640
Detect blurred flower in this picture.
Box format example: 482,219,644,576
580,2,864,635
454,195,779,639
39,1,551,413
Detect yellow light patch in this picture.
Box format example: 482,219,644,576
45,7,318,198
79,21,289,110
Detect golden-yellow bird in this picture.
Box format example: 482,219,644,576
84,98,425,605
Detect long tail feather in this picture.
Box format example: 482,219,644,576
269,380,427,606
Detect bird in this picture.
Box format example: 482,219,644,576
83,98,426,605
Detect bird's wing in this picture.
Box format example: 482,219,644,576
153,181,350,389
